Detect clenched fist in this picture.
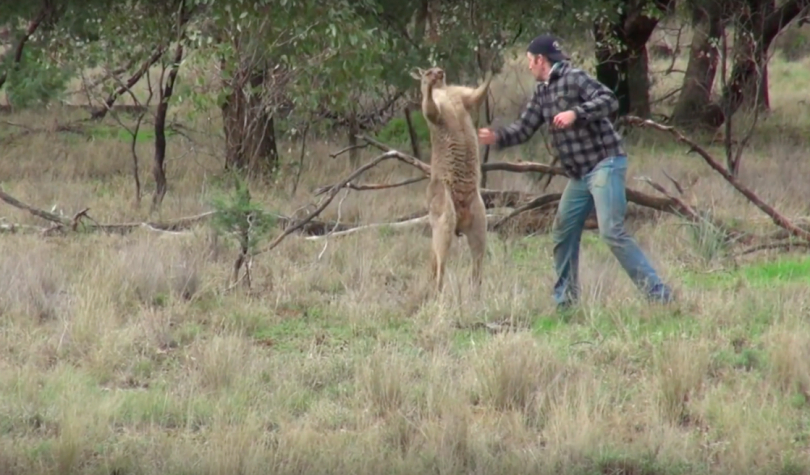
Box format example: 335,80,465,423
478,128,497,145
552,110,577,129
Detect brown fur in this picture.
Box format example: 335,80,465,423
409,66,492,296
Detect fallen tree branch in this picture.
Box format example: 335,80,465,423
330,142,370,159
94,211,217,233
0,120,90,146
304,214,429,240
0,186,217,234
2,183,453,241
623,115,810,243
0,187,69,225
317,135,697,219
636,176,749,244
316,188,350,259
736,240,810,256
255,150,424,255
480,190,536,208
313,176,427,196
0,222,49,234
303,212,511,240
355,135,432,175
492,193,561,230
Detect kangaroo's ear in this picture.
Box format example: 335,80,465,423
409,67,424,80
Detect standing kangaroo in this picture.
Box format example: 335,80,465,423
410,67,492,296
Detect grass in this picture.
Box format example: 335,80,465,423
1,29,810,474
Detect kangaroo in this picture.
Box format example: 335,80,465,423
409,66,492,296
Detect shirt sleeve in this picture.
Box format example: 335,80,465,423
495,87,545,149
570,70,619,122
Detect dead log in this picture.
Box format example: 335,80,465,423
321,134,707,220
255,150,430,256
623,115,810,243
492,193,561,230
737,240,810,256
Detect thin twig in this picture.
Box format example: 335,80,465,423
254,150,424,256
304,215,430,240
661,169,686,195
736,240,810,256
317,188,350,259
330,142,369,159
313,176,427,196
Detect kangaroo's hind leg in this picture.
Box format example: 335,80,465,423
428,181,456,296
431,209,455,295
465,194,487,298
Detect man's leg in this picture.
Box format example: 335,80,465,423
587,155,674,303
551,177,594,308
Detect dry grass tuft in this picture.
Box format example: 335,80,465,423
113,234,203,306
0,245,70,323
473,332,571,422
653,338,710,426
764,326,810,398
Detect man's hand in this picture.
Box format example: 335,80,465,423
478,128,497,145
552,110,577,129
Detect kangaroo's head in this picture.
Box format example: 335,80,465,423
410,66,446,95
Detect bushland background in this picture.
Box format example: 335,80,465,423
1,1,810,473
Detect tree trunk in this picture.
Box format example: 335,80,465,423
594,26,632,118
152,42,183,211
737,0,774,110
412,0,429,43
426,0,441,44
671,4,725,129
593,29,653,118
220,63,280,178
715,0,806,121
593,1,668,119
626,46,652,117
0,2,53,91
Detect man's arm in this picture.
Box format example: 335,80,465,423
570,70,619,123
495,87,544,149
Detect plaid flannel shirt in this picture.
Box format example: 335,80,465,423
495,61,625,179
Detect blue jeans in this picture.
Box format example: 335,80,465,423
551,155,672,306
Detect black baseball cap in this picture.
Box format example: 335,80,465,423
527,34,570,62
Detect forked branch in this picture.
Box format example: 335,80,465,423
318,135,692,218
0,185,215,234
256,150,427,255
623,115,810,243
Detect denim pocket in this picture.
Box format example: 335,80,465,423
591,166,609,188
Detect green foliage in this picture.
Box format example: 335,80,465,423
0,0,645,120
85,124,178,143
2,48,73,109
0,0,180,107
374,110,430,148
209,176,276,255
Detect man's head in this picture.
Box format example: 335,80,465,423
525,34,570,81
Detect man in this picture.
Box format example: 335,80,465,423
478,34,674,309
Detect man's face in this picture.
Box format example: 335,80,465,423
526,52,549,81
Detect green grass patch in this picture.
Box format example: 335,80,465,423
679,255,810,290
86,124,177,143
374,109,430,149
